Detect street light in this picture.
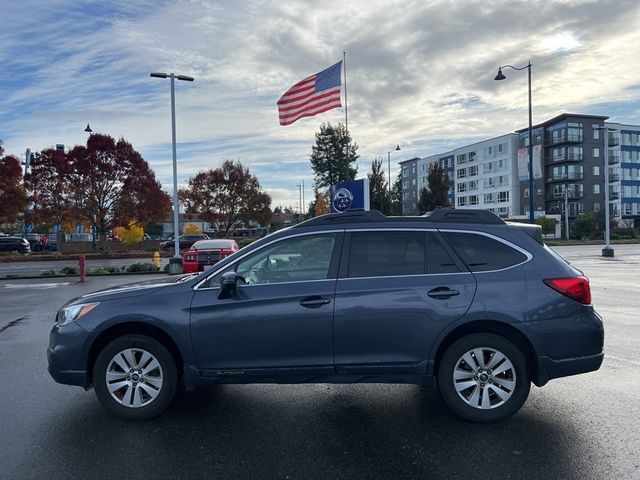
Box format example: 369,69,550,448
494,61,534,222
387,144,401,196
150,72,194,262
595,125,618,257
84,124,93,133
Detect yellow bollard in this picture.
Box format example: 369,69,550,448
153,250,161,270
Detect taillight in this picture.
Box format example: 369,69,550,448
543,277,591,305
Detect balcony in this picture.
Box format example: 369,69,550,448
550,191,583,201
608,135,620,146
609,173,621,182
547,154,583,163
546,173,584,182
609,192,620,200
608,155,620,165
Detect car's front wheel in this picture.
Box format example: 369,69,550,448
437,333,530,422
93,335,178,420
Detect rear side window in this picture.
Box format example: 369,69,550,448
427,233,460,274
347,231,425,278
441,232,527,272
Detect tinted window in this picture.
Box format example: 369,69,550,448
427,233,460,274
442,232,527,272
232,233,336,285
347,231,425,278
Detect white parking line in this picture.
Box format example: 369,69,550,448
1,282,71,289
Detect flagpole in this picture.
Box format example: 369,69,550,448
343,50,349,181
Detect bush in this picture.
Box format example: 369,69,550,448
41,270,59,277
238,237,256,249
126,262,158,273
61,266,77,275
88,266,121,274
574,214,596,240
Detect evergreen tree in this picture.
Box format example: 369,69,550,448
390,172,403,215
367,157,390,214
309,122,358,190
417,163,452,213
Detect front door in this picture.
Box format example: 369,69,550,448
190,232,342,375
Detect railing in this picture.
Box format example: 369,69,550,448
609,173,620,182
608,135,620,146
608,156,620,165
547,173,584,182
609,192,620,200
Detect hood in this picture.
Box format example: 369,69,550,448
68,273,200,304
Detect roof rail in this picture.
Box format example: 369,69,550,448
293,210,387,228
422,209,506,225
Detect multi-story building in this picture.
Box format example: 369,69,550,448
399,113,640,229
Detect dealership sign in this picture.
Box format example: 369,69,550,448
329,179,370,213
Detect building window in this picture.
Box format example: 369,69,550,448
457,153,467,165
484,193,494,203
402,166,408,177
594,202,601,212
412,179,416,186
468,151,476,162
594,184,600,194
468,165,478,176
412,165,416,174
498,191,509,203
593,125,601,140
593,147,600,158
457,182,467,193
498,143,504,153
484,178,496,189
458,196,467,206
457,168,467,179
523,188,529,198
469,195,479,206
403,180,408,188
468,180,478,191
593,166,600,176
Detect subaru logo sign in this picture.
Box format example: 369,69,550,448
332,188,353,213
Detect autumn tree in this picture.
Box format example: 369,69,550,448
67,134,171,250
310,122,359,190
417,163,452,213
25,147,75,228
183,223,203,234
114,222,144,244
0,145,28,224
368,157,390,214
180,160,272,235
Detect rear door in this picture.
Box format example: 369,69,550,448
333,230,476,374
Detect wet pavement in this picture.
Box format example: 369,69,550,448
0,246,638,479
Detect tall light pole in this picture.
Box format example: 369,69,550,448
495,62,534,222
150,72,194,262
388,144,401,196
296,184,302,220
595,125,618,257
84,124,96,250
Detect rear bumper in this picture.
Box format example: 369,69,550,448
536,352,604,386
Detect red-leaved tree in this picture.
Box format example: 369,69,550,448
67,134,171,249
181,160,272,235
0,144,28,224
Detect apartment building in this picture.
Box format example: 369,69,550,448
399,113,640,228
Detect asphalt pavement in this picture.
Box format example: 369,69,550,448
0,245,638,479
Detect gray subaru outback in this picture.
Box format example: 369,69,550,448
48,209,604,422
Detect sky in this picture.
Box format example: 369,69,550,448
2,0,640,211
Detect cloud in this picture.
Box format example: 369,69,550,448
1,0,639,208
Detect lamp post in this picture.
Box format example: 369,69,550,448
595,125,618,257
495,62,534,222
83,124,97,250
150,72,194,262
387,144,401,197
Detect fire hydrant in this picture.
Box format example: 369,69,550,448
153,251,161,271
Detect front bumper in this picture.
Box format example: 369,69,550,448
47,322,91,387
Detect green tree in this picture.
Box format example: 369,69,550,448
574,214,596,240
309,122,359,190
367,157,390,214
390,172,403,215
416,163,452,213
536,216,557,235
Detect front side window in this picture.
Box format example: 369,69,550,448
226,234,336,286
442,232,527,272
347,231,425,278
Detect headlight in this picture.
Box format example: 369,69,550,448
56,302,100,326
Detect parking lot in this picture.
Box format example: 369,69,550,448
0,244,638,479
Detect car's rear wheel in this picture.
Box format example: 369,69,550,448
437,333,530,422
93,335,178,420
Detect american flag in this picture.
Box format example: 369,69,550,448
277,61,342,126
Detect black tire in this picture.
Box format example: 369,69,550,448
437,333,530,423
93,335,178,421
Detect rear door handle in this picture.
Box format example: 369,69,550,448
300,296,331,308
427,287,460,299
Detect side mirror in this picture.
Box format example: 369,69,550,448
217,271,238,299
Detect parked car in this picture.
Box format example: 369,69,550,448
48,209,603,422
182,239,240,273
160,234,209,251
0,236,31,254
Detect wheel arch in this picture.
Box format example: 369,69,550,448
432,320,541,385
87,321,185,385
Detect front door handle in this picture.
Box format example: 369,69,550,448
300,296,331,308
427,287,460,299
